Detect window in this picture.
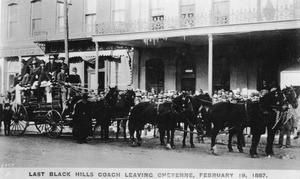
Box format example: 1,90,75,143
85,0,96,33
150,0,164,30
180,0,195,27
57,2,64,33
31,0,42,36
8,3,18,39
112,0,125,22
212,0,230,24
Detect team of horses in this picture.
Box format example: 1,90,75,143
71,86,298,158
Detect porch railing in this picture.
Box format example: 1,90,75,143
95,5,299,35
33,24,96,42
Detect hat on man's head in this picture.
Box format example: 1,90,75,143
61,64,67,70
40,60,45,64
49,55,55,60
21,59,26,64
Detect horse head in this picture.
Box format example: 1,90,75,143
282,86,298,109
124,89,136,107
105,86,119,108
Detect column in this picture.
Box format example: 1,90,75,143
0,58,5,93
95,42,99,94
208,34,213,96
115,61,119,88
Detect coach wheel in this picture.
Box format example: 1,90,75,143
35,121,50,134
45,110,63,138
10,103,29,136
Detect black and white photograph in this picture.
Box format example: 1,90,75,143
0,0,300,179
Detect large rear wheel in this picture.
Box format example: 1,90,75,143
45,110,63,138
10,103,28,136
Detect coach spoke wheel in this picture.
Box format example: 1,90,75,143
45,110,63,138
35,121,50,134
10,103,28,136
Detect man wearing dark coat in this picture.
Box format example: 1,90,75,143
72,93,93,144
45,56,59,81
3,103,13,136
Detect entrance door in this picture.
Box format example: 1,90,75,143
181,78,195,93
146,59,164,93
98,72,105,91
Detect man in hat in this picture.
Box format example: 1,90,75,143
30,60,51,89
67,67,82,99
57,64,69,112
18,59,30,86
45,56,59,81
72,93,93,143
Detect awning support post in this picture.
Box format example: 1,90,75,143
95,42,99,94
208,34,213,96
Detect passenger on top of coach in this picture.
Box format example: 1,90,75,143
57,64,69,115
18,59,30,86
45,56,59,81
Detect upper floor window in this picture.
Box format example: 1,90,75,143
180,0,195,27
212,0,229,24
112,0,125,22
85,0,96,34
85,0,96,24
56,2,64,32
8,3,18,39
31,0,42,37
150,0,164,30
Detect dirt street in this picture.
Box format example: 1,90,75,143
0,126,300,169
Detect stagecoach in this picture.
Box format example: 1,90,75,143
9,82,69,138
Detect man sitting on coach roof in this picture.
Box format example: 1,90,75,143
45,55,59,81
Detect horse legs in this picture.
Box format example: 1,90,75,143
228,130,234,152
129,129,136,146
211,127,219,155
159,129,165,145
189,125,195,148
236,127,244,153
266,126,276,156
170,129,175,149
116,120,120,139
250,133,261,158
136,130,142,146
122,119,127,141
182,123,187,148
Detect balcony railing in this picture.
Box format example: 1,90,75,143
33,24,96,42
95,5,299,35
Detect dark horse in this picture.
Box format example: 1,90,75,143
114,89,136,140
249,86,298,158
208,101,249,155
93,87,118,140
128,98,182,148
173,93,212,148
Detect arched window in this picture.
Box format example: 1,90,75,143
31,0,42,36
7,3,18,39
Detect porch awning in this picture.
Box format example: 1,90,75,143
58,49,128,61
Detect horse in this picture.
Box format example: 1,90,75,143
249,86,298,158
128,98,182,148
172,92,211,148
93,87,118,140
114,89,136,140
192,93,213,142
208,101,249,155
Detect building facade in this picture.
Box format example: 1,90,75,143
0,0,133,94
1,0,300,95
92,0,300,95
